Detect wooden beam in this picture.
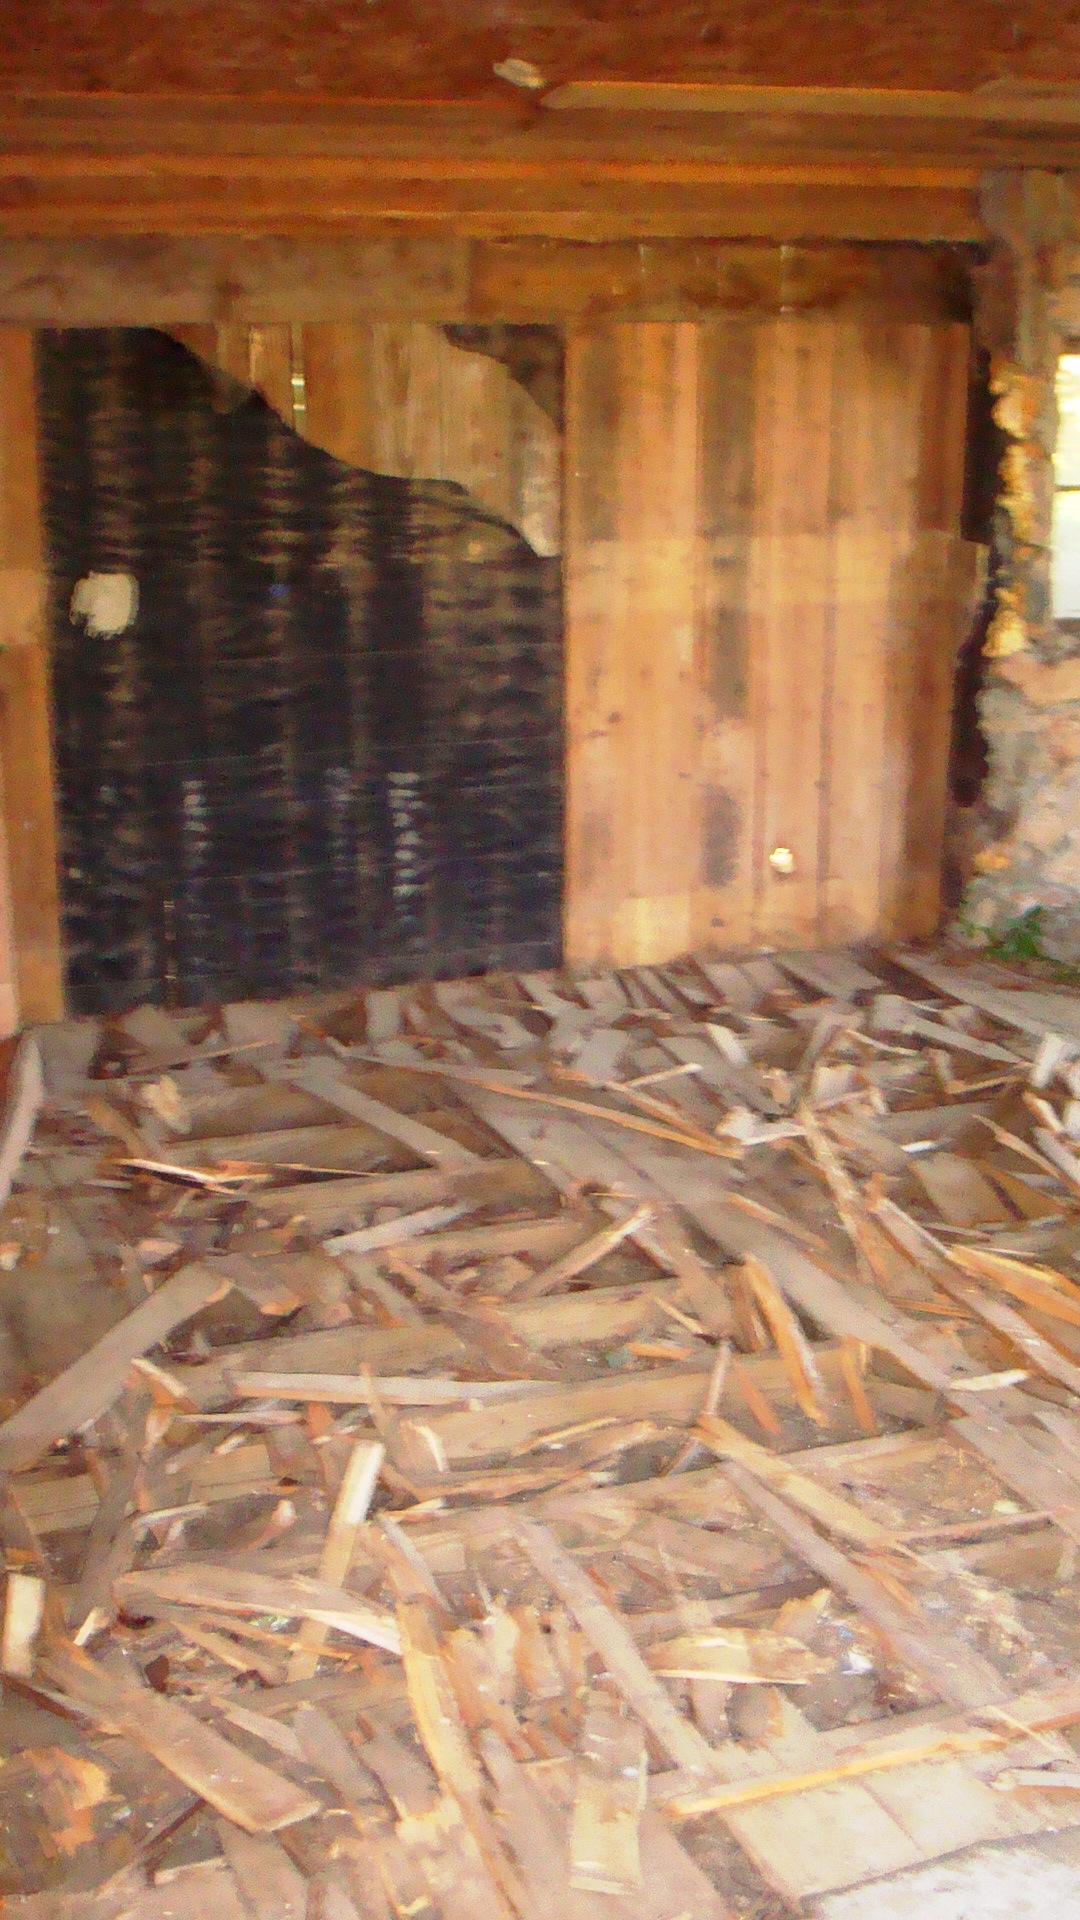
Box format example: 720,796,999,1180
0,237,972,327
541,81,1080,126
0,329,64,1024
0,94,1076,169
0,171,981,244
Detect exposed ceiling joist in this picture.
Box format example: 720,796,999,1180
542,80,1080,125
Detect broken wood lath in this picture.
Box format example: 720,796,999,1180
565,317,982,967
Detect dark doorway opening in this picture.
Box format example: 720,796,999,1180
37,327,563,1015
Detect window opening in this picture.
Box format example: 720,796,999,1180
1051,352,1080,619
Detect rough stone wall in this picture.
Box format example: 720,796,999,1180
959,170,1080,959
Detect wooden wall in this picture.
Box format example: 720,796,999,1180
564,317,978,966
0,281,980,1014
171,322,561,557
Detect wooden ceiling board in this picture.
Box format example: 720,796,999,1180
1,1,1079,99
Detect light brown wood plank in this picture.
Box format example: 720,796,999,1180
749,319,835,944
0,171,981,242
247,322,297,424
0,329,63,1022
564,323,702,967
0,238,972,327
691,320,757,950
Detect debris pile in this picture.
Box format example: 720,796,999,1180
5,945,1080,1915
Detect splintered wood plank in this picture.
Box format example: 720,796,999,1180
288,1439,384,1680
480,1730,634,1920
696,1415,890,1550
392,1592,524,1918
0,1568,44,1677
910,1150,1015,1228
44,1644,321,1834
509,1514,721,1777
392,1363,715,1468
661,1678,1080,1818
749,317,835,946
0,1261,231,1472
564,322,702,967
570,1696,647,1894
282,1059,480,1168
890,956,1080,1045
216,1824,309,1920
722,1463,1008,1710
0,1031,42,1213
115,1563,402,1653
485,1724,737,1920
775,947,883,1000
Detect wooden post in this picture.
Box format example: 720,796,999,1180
0,328,64,1024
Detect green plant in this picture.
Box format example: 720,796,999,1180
991,906,1048,962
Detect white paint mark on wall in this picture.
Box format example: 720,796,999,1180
70,571,139,638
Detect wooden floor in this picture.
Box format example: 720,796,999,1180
4,944,1080,1917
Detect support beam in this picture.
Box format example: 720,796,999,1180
0,238,973,328
0,330,64,1023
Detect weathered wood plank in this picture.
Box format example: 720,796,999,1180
0,328,63,1022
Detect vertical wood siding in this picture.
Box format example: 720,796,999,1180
564,316,975,966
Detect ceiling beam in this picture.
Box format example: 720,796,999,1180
542,80,1080,125
0,236,974,326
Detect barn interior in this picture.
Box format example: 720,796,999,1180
6,7,1080,1917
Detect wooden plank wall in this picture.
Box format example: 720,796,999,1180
564,316,976,967
0,330,63,1024
171,322,561,557
0,300,974,1012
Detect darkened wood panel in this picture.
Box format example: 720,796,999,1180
38,328,562,1013
564,314,975,965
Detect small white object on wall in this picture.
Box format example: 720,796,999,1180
70,571,139,638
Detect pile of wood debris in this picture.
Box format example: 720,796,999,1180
5,945,1080,1917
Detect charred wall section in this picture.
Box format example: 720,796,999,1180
37,327,562,1013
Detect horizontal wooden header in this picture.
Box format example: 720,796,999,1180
0,92,1079,169
0,93,1024,244
0,236,975,325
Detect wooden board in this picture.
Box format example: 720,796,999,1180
165,320,560,555
0,238,972,328
0,164,980,244
564,323,703,966
0,329,63,1023
300,322,560,555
